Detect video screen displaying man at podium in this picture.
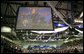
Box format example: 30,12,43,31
16,7,53,30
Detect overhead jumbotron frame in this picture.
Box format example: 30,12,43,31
15,6,54,31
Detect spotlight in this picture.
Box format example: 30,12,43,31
1,26,11,32
1,17,3,19
58,24,61,26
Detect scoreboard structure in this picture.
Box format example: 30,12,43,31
16,7,53,31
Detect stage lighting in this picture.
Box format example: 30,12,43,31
58,24,61,26
78,26,83,28
1,17,3,19
54,23,68,27
1,26,11,32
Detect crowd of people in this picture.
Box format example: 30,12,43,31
1,38,83,53
21,39,83,53
22,48,83,53
1,43,83,53
1,45,83,53
62,39,83,48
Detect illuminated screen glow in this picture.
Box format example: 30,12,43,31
16,7,53,30
76,26,83,28
54,23,68,27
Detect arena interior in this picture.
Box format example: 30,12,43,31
1,1,83,53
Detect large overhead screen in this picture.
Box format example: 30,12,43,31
16,7,53,30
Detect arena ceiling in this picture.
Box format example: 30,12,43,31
1,1,83,29
1,1,83,43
